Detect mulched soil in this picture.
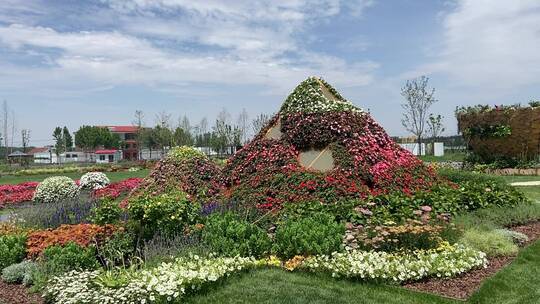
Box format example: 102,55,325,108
0,280,44,304
403,221,540,300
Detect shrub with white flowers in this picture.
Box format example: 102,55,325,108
33,176,79,204
301,244,487,282
80,172,110,190
45,255,258,304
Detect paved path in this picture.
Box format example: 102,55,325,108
510,181,540,186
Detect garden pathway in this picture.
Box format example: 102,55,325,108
509,181,540,186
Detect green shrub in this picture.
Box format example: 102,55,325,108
1,260,37,285
494,229,529,245
362,181,527,224
96,231,135,267
91,198,123,225
356,220,446,252
202,212,271,258
128,190,200,237
459,229,518,257
273,213,344,258
0,234,27,270
437,168,506,186
454,201,540,229
32,242,98,291
279,200,355,223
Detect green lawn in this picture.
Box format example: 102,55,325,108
0,169,149,185
185,268,455,304
516,187,540,202
496,175,540,202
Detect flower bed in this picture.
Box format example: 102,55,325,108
45,255,258,304
302,245,487,282
44,244,487,304
93,178,143,199
26,224,117,257
0,182,38,207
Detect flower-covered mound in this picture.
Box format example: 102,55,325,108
130,146,223,203
79,172,110,190
45,245,486,304
33,176,79,204
222,76,439,210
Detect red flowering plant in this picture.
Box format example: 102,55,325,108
93,178,143,200
0,181,39,208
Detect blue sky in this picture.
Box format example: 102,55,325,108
0,0,539,146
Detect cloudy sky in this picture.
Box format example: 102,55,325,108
0,0,539,146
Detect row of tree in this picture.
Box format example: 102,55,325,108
133,109,270,157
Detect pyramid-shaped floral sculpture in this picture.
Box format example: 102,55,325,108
222,77,438,210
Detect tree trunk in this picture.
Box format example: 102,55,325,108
417,136,422,156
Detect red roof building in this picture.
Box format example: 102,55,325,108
104,126,139,161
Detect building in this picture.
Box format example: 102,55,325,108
61,151,91,163
105,126,139,161
7,151,32,165
95,149,123,163
28,147,57,164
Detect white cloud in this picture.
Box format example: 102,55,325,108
416,0,540,91
0,23,377,94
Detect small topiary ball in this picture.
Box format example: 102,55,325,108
33,176,79,204
80,172,110,190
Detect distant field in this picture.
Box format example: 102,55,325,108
0,169,149,185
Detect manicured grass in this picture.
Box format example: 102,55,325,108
0,169,149,185
516,187,540,202
184,268,456,304
468,240,540,304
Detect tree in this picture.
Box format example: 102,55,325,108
427,114,445,142
252,113,270,135
10,110,16,154
176,115,193,146
236,108,249,144
74,126,121,151
401,76,437,156
133,110,145,159
2,100,8,160
63,127,73,152
52,127,65,162
211,119,230,156
21,129,30,153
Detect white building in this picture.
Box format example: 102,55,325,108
95,149,123,163
29,147,57,164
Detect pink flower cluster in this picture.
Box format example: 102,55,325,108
93,178,143,199
0,182,39,207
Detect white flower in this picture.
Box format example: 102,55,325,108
33,176,79,203
80,172,110,190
